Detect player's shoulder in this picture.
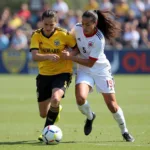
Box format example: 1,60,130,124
75,23,82,27
31,28,42,37
95,30,104,41
74,23,82,32
56,27,69,35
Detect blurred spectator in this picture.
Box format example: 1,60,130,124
122,23,140,49
10,28,28,51
28,11,41,29
8,13,22,30
66,10,82,30
146,25,150,40
125,10,136,22
100,0,113,11
138,15,148,29
144,0,150,11
130,0,145,18
0,1,150,50
0,7,11,24
0,30,9,51
114,0,129,22
29,0,45,12
139,29,150,48
84,0,99,10
52,0,69,13
19,17,33,42
17,3,31,21
52,0,69,20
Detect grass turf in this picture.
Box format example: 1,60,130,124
0,74,150,150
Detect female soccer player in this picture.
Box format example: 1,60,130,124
30,10,77,141
61,10,134,142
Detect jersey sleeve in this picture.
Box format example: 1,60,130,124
65,32,76,48
30,33,39,51
89,38,105,60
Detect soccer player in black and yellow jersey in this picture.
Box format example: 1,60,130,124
30,10,77,141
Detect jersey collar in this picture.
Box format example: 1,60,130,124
41,28,56,38
83,28,98,38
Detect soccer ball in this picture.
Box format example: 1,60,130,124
42,125,63,145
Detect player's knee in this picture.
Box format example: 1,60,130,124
51,96,60,106
76,95,86,105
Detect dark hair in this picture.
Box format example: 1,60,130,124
82,10,121,41
42,10,57,21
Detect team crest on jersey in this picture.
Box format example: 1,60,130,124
54,39,60,46
88,41,94,47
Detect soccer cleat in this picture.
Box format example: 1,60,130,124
38,105,63,142
122,132,135,142
38,134,43,142
55,105,63,123
84,112,96,136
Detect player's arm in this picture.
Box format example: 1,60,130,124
62,38,104,67
69,28,75,37
31,50,59,62
63,30,79,57
71,56,97,67
30,33,59,62
62,52,97,67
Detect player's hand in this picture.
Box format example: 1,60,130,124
61,50,71,60
47,54,60,62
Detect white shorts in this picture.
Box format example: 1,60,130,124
75,71,115,93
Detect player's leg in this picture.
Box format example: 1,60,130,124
102,93,134,142
36,74,62,141
95,75,134,142
44,73,72,126
38,101,62,141
44,88,64,126
76,71,96,135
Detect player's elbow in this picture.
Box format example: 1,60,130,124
88,59,97,67
87,63,93,68
88,62,95,68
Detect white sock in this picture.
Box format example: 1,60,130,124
112,107,128,134
78,100,93,120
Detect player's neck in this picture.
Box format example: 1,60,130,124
84,28,98,37
42,28,56,38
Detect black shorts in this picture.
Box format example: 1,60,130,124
36,73,72,102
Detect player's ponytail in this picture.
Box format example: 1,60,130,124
82,10,121,41
94,10,121,41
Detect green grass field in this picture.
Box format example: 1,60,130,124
0,75,150,150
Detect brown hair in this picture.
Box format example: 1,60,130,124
42,9,57,21
82,10,121,41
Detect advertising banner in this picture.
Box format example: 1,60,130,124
0,49,150,74
105,50,150,74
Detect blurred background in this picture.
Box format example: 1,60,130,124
0,0,150,74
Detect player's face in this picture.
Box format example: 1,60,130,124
82,17,97,35
42,17,57,35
